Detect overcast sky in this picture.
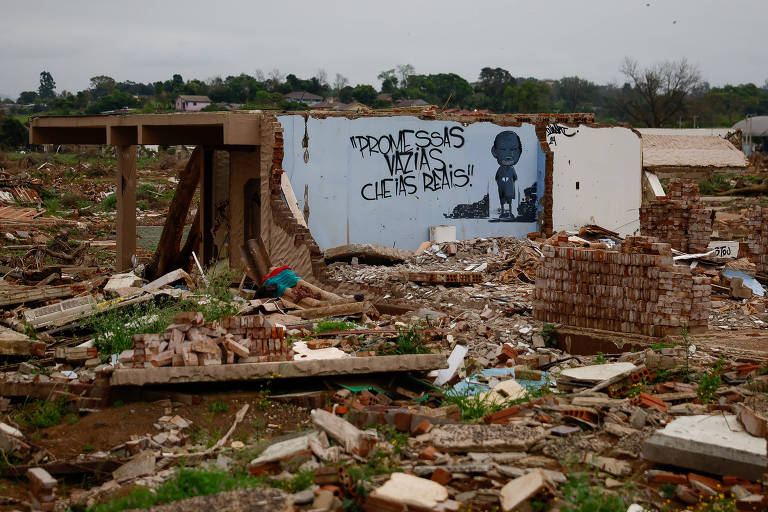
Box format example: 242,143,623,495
1,0,765,100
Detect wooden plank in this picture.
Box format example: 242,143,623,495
115,145,137,271
406,271,484,285
110,353,447,386
296,301,376,320
145,148,201,280
0,381,94,400
325,244,412,264
0,459,124,478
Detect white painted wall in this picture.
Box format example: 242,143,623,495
280,115,545,251
549,125,642,236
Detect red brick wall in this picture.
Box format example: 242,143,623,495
533,235,710,336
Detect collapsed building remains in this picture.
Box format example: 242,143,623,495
533,235,711,336
748,206,768,274
639,178,712,253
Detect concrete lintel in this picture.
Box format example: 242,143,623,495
642,414,768,480
110,354,448,386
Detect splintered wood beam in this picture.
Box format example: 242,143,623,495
115,145,137,271
145,147,202,280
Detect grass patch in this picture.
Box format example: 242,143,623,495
556,474,634,511
88,467,262,512
314,318,357,334
89,466,314,512
442,390,521,422
100,193,117,211
42,197,63,217
393,325,429,355
442,383,552,422
698,173,732,195
14,399,68,429
87,269,237,358
542,323,558,348
208,400,228,414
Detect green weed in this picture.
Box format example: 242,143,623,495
698,371,722,404
698,173,732,195
16,399,68,429
88,467,262,512
393,325,429,355
314,319,357,334
42,197,62,216
594,352,607,364
559,474,632,512
208,400,228,414
542,323,558,348
100,193,117,211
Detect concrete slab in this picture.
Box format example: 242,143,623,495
560,362,637,383
110,354,447,386
642,414,768,480
370,472,448,509
432,424,547,453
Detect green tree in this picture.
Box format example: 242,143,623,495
377,69,398,93
554,76,597,112
17,91,38,104
351,84,377,105
38,71,56,99
505,80,551,112
89,75,117,100
0,113,28,149
476,67,515,111
338,86,354,103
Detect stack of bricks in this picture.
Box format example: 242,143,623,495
533,235,710,337
639,179,712,253
747,207,768,273
132,312,290,368
27,467,57,511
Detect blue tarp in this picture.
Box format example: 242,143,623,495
446,367,553,397
722,269,765,297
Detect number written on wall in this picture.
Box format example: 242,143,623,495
707,242,739,259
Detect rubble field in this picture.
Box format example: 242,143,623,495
2,151,768,512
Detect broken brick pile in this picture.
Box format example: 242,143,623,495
747,206,768,273
639,178,711,253
132,312,289,368
533,235,711,336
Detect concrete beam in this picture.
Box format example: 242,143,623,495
115,145,137,271
642,414,768,480
110,354,447,386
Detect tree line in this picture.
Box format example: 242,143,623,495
3,60,768,132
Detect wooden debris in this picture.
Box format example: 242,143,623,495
406,271,484,285
325,243,413,265
0,282,76,307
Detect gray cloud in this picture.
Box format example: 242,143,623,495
1,0,765,99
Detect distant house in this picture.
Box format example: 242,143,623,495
376,93,393,102
175,95,212,112
284,91,323,106
395,98,429,108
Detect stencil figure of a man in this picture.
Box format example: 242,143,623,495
492,130,522,218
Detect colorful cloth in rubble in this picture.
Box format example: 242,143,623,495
261,265,300,297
